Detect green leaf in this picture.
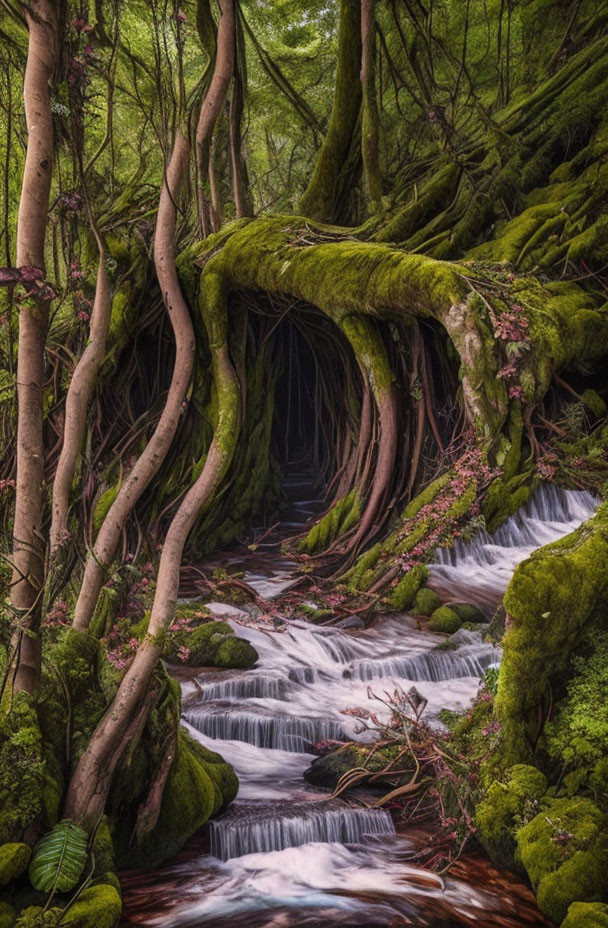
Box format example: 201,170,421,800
29,821,89,893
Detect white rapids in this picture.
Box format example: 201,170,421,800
122,481,596,927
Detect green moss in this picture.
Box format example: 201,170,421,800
131,730,237,868
412,588,442,616
0,901,14,928
0,844,31,886
389,564,429,610
475,765,547,870
298,491,360,555
496,505,608,763
516,797,608,923
446,602,487,624
429,606,461,634
562,902,608,928
582,389,607,419
14,907,60,928
214,636,258,669
163,619,258,669
60,884,122,928
0,693,44,844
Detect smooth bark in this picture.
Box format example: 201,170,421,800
11,0,58,694
73,131,195,632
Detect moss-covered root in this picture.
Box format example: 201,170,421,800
298,490,361,555
495,504,608,764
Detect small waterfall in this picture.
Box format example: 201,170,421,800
184,704,349,751
348,644,498,683
208,800,396,860
431,484,598,603
187,673,288,702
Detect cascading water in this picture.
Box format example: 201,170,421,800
121,480,595,928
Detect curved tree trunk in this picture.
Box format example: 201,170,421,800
73,131,195,632
11,0,58,695
196,0,236,237
49,220,111,554
65,321,240,826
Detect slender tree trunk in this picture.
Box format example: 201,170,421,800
229,39,253,219
11,0,58,695
49,223,111,554
196,0,235,237
360,0,383,209
298,0,362,222
65,339,240,826
73,131,195,632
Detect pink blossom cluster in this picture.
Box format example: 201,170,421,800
43,598,70,629
0,479,15,492
397,448,500,568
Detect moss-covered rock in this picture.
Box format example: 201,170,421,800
445,602,487,624
0,901,14,928
127,730,238,868
163,619,258,669
582,389,607,419
60,884,122,928
516,797,608,923
562,902,608,928
496,505,608,764
429,606,461,634
412,588,442,616
475,764,547,869
389,564,429,611
0,844,31,887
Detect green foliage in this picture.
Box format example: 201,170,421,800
29,821,88,894
546,632,608,768
0,694,44,844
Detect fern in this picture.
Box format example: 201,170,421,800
29,820,89,893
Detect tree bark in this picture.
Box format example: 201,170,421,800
196,0,236,237
360,0,383,209
65,336,240,826
298,0,362,223
73,131,195,632
49,222,111,554
11,0,58,695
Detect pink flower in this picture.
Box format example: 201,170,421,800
508,385,524,400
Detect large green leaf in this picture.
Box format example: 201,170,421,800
29,821,89,893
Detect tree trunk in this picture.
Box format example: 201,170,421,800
11,0,58,695
73,131,195,632
196,0,236,237
65,336,240,826
360,0,383,209
298,0,362,223
50,220,111,554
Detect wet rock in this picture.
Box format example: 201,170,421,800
429,606,461,633
303,748,359,788
206,601,251,622
447,628,482,649
334,615,365,630
444,601,488,624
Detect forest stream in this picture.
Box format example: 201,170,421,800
119,478,597,928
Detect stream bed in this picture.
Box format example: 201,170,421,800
120,479,597,928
